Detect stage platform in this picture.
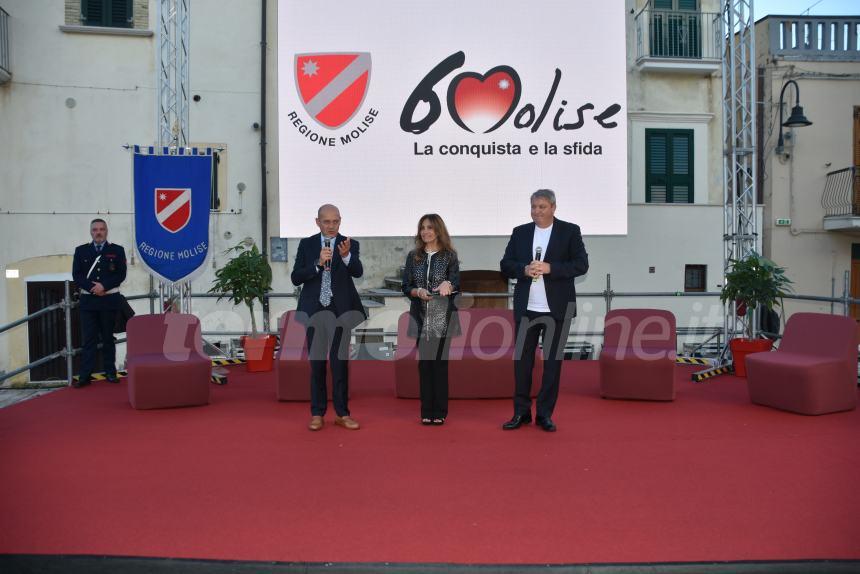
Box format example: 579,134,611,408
1,362,858,573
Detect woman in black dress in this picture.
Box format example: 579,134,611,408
401,214,460,425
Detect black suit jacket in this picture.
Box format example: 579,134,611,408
72,242,127,311
500,218,589,322
291,233,366,323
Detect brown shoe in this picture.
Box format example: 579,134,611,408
308,416,324,431
334,415,360,430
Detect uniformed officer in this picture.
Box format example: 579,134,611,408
71,219,127,387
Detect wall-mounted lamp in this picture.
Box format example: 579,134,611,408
775,79,812,155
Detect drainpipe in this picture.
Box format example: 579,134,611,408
260,0,270,333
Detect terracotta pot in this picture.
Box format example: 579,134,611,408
242,335,276,372
729,337,773,377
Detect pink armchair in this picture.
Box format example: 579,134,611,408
599,309,677,401
746,312,858,415
126,313,211,410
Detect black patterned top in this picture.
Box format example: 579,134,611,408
401,249,461,339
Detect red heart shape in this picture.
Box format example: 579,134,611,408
447,67,520,133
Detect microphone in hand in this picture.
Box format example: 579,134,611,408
323,238,332,271
532,246,542,283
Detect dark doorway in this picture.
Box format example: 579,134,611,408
460,270,509,309
27,281,81,381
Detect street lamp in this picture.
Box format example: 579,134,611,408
775,79,812,155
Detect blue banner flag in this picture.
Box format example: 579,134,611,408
133,153,213,283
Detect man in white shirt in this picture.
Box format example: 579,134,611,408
500,190,589,431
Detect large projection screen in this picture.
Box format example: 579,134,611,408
278,0,627,237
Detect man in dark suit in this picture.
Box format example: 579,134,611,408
71,218,127,388
500,189,589,431
291,204,366,431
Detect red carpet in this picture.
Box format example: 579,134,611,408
1,361,859,565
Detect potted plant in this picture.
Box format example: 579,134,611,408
719,251,792,376
209,240,275,372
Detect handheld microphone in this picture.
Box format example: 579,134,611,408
532,246,542,283
324,238,332,271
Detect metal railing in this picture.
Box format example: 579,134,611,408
0,6,10,82
821,166,859,217
634,8,721,61
2,278,859,387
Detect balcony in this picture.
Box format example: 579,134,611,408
0,6,9,85
821,167,860,232
634,8,721,75
763,16,860,62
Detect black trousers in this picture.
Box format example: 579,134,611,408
305,308,350,417
513,311,568,419
79,308,118,380
417,336,450,419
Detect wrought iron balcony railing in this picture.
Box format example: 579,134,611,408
821,166,860,217
635,8,721,62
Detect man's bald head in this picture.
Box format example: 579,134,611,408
315,204,342,238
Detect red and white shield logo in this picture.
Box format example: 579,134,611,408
155,188,191,234
295,52,371,129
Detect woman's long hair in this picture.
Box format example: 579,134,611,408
413,213,456,263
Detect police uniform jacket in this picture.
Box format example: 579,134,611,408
72,242,127,311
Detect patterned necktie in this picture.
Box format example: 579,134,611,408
319,265,332,307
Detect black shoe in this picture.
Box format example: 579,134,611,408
105,375,120,384
535,416,557,432
72,378,91,388
502,413,532,430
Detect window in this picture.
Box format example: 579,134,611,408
82,0,133,29
646,129,694,203
211,149,224,211
684,265,706,292
190,144,228,212
650,0,701,58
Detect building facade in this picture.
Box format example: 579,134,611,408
0,0,731,381
755,14,860,318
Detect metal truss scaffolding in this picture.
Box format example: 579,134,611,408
157,0,191,312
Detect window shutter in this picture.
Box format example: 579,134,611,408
678,0,698,11
646,130,669,203
83,0,105,26
670,132,692,202
110,0,133,28
646,129,694,204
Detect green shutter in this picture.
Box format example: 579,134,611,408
83,0,132,28
109,0,133,28
655,0,698,8
646,131,669,203
82,0,105,26
646,129,694,204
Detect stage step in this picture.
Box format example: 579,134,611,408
364,287,403,305
384,276,403,290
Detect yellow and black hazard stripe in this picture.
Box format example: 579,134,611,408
73,370,128,382
211,358,246,366
691,364,734,382
675,357,712,366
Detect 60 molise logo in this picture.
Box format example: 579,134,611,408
400,51,621,135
